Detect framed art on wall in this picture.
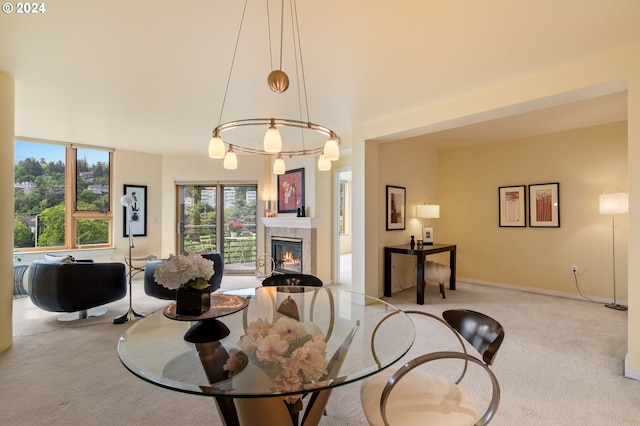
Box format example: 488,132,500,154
122,184,147,237
499,185,527,227
386,185,406,230
278,168,305,213
529,182,560,228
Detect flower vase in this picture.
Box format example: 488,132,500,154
176,284,211,316
230,231,238,237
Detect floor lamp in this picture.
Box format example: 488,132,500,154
114,194,145,324
599,191,628,311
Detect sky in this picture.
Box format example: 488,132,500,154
14,140,108,165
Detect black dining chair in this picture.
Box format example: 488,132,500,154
261,273,323,287
361,309,505,426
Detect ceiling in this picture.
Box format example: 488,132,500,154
1,0,639,156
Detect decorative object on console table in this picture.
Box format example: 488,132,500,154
528,182,560,228
410,235,415,250
153,254,215,315
499,185,527,227
278,167,305,213
599,189,628,311
386,185,406,230
416,203,439,244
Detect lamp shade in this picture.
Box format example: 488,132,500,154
208,135,226,159
323,137,339,161
416,204,440,219
599,192,628,215
264,123,282,153
120,194,134,207
223,146,238,169
317,154,331,171
273,155,285,175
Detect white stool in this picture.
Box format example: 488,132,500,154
423,261,450,299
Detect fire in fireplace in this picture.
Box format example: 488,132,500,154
272,237,303,274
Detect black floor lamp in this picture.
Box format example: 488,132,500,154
114,194,145,324
599,190,628,311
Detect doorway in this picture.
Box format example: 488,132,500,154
176,183,258,273
333,168,352,286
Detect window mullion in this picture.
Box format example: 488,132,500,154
66,147,77,248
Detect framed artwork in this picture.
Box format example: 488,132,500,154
422,227,434,244
122,184,147,237
499,185,527,227
278,168,305,213
386,185,406,230
529,183,560,228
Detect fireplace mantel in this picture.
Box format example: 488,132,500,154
262,217,323,229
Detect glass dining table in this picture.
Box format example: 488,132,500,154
117,286,415,426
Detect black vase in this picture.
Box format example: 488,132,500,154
176,285,211,316
410,235,415,250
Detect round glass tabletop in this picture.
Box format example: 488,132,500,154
117,286,415,399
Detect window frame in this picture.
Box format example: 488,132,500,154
14,138,114,252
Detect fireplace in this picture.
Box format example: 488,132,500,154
263,217,321,276
272,237,303,274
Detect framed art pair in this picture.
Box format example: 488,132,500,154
499,183,560,228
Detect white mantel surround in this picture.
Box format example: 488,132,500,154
262,217,323,276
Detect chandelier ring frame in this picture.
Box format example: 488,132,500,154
213,117,339,157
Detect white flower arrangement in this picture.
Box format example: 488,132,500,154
153,254,214,290
223,316,328,407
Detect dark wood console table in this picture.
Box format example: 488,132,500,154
384,243,457,305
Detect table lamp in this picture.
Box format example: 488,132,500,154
599,190,628,311
416,204,440,245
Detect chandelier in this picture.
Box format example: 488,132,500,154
207,0,340,174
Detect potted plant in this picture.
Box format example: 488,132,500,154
227,221,243,237
154,254,215,316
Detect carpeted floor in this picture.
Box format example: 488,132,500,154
2,276,639,425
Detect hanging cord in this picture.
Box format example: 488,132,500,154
290,0,308,152
267,0,273,70
217,0,249,127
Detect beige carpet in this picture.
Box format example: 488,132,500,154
2,276,639,425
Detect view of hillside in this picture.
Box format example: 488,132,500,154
14,142,110,248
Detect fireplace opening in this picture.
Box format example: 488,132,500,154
272,237,303,274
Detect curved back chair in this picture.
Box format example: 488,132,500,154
144,252,224,300
361,309,505,426
261,273,323,287
28,260,126,320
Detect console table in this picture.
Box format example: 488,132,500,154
384,243,457,305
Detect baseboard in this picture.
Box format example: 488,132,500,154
458,276,626,305
625,354,640,380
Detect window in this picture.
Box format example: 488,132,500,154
14,139,113,251
177,183,257,273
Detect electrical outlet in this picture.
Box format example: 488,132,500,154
571,265,578,273
456,255,461,262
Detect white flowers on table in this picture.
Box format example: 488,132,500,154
153,254,214,290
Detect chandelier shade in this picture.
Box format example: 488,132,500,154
208,135,226,159
223,145,238,169
207,0,339,174
273,154,286,175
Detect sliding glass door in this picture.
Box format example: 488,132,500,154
177,183,257,273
